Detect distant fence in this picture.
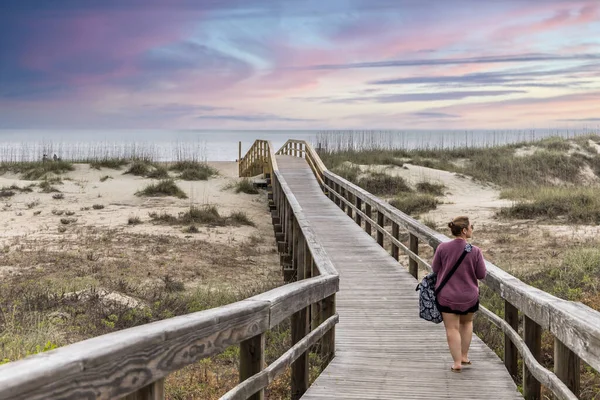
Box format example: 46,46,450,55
276,139,600,400
0,140,339,400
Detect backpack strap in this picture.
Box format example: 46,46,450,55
434,244,471,295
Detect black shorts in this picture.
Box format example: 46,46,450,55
436,299,479,315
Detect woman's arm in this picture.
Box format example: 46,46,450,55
475,248,487,280
432,246,443,274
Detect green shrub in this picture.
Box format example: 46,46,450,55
331,163,361,183
389,193,438,215
124,161,151,176
229,211,255,226
128,216,142,225
498,187,600,223
179,168,210,181
146,166,170,179
416,181,446,196
180,205,223,225
136,179,187,199
234,179,259,194
358,172,412,196
90,159,129,170
39,180,60,193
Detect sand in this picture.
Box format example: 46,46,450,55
0,162,265,242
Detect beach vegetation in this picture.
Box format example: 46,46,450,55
136,179,188,199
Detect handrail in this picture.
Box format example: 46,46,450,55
0,140,339,400
275,140,327,189
280,139,600,400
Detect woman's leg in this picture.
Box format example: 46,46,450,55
442,312,462,370
459,312,475,363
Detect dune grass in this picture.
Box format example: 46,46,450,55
498,187,600,223
136,179,187,199
389,193,439,215
0,161,75,180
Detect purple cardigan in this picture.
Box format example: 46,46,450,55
432,239,487,312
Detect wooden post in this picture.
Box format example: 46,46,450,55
376,211,384,247
291,235,309,400
240,334,265,400
238,141,242,177
523,316,542,400
365,204,372,236
294,142,298,157
346,192,353,218
408,233,418,279
355,197,362,226
391,222,399,260
340,187,346,212
320,294,336,365
554,338,580,397
504,301,519,379
334,183,341,207
123,379,165,400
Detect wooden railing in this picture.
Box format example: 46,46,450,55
280,140,600,400
0,141,339,400
276,140,327,190
238,140,273,179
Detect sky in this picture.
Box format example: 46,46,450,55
1,0,599,130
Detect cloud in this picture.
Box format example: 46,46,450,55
411,112,460,119
297,53,600,71
196,113,316,122
318,90,527,104
556,117,600,122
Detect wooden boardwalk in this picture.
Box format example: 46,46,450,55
276,155,523,400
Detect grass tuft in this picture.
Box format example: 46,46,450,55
389,193,439,215
416,181,446,196
136,179,187,199
234,179,259,194
358,172,412,196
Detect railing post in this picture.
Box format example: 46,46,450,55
339,187,346,212
294,142,298,157
376,211,384,247
334,183,341,207
291,235,309,400
238,141,242,177
320,294,336,365
346,192,353,218
365,204,372,236
123,379,165,400
554,338,580,397
504,301,519,379
391,222,399,260
355,197,362,226
408,233,418,279
523,315,542,400
240,333,265,400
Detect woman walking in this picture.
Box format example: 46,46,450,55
432,216,487,372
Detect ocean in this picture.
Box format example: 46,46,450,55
0,128,596,162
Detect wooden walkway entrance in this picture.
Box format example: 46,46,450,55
276,155,522,400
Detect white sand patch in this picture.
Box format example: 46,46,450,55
355,163,512,225
514,146,539,157
587,139,600,154
0,162,269,246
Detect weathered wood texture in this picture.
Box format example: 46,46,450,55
324,169,600,373
275,156,522,400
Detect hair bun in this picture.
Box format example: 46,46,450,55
448,221,454,228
